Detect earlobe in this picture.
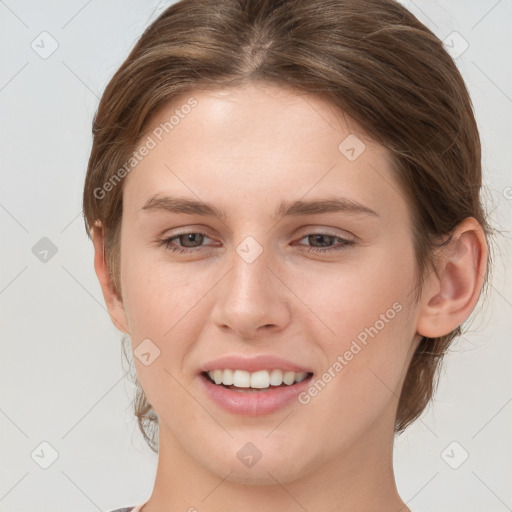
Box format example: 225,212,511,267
91,222,130,334
416,217,488,338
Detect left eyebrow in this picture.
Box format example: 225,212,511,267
141,194,379,220
276,197,379,218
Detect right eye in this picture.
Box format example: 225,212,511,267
159,231,216,253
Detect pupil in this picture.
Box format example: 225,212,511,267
182,233,203,247
310,234,332,247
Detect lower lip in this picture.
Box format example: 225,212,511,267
200,374,313,416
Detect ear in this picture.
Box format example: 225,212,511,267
416,217,488,338
91,222,129,334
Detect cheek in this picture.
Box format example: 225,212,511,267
295,244,416,403
120,246,204,335
296,244,415,349
120,255,212,412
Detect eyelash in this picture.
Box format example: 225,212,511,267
158,230,355,254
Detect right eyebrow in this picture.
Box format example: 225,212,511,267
142,195,230,220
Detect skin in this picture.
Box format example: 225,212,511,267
92,81,487,512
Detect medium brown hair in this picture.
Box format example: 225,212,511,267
83,0,492,453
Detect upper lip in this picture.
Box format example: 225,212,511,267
201,354,313,374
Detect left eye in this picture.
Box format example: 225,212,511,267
159,231,355,254
294,233,355,253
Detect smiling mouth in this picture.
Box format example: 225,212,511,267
202,369,314,391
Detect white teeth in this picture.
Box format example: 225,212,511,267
250,370,270,389
213,369,223,385
294,372,308,383
283,371,295,385
269,369,283,386
206,369,310,389
222,368,234,385
233,370,251,388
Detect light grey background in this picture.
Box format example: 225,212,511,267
0,1,511,511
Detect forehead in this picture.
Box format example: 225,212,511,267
122,81,407,225
145,81,368,149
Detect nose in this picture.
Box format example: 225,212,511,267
211,244,292,340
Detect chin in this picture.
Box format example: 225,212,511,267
193,434,318,486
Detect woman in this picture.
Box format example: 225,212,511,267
82,0,491,510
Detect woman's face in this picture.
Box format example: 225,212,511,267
116,81,422,484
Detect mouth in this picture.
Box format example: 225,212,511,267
202,369,313,391
199,368,314,415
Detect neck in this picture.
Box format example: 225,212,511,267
142,412,408,512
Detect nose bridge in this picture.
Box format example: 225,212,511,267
211,235,291,337
231,237,270,303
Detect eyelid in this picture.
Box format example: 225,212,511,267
158,226,358,257
159,225,217,239
294,226,357,242
161,225,356,242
